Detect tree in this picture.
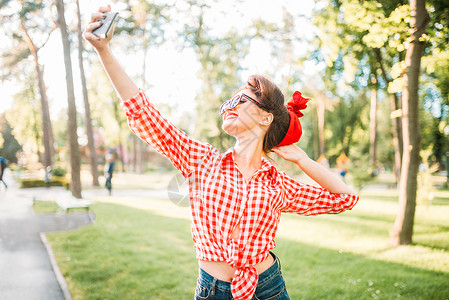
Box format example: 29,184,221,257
5,73,43,162
307,88,335,159
55,0,82,198
421,0,449,169
391,0,430,246
312,0,410,180
110,0,169,173
0,114,22,163
75,0,99,186
313,0,446,245
0,0,55,169
369,75,378,167
178,1,250,150
373,47,404,180
87,63,129,171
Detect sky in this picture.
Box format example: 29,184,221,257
0,0,316,119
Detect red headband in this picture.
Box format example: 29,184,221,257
277,91,309,147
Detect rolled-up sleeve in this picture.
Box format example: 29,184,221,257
279,172,359,215
121,89,213,177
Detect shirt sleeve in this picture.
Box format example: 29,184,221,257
279,171,359,215
120,89,213,177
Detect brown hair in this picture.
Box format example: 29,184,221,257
243,75,290,153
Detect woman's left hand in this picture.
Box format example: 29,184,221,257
271,144,308,165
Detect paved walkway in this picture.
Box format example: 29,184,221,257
0,169,94,300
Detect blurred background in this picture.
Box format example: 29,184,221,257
0,0,448,244
1,2,448,298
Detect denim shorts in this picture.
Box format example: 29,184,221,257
195,252,290,300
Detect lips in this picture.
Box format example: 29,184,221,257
224,112,238,120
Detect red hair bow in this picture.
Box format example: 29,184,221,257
277,91,310,147
286,91,309,118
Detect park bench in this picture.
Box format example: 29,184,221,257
56,197,93,213
32,193,95,222
55,197,94,222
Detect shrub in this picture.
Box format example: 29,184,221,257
20,176,70,189
52,167,67,177
347,153,375,191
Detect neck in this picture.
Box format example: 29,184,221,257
233,137,264,169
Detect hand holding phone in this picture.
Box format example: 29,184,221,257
93,12,118,38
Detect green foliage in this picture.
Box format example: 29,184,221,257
1,0,447,183
0,44,30,81
417,147,439,206
113,0,168,46
419,103,445,166
423,50,449,107
179,2,250,150
325,91,369,159
312,0,449,171
347,152,375,191
426,0,449,51
0,114,22,163
19,0,45,18
0,0,54,57
4,72,42,157
87,63,129,148
52,166,67,177
20,176,69,189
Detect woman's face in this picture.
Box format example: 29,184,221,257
221,89,271,139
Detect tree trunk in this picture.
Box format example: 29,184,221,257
31,104,42,162
55,0,82,198
21,22,55,169
312,101,319,159
391,93,403,182
373,48,403,182
317,95,325,157
75,0,99,186
117,142,126,172
369,76,378,167
136,38,148,174
136,137,143,174
391,0,429,246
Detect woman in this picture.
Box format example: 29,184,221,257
84,6,359,300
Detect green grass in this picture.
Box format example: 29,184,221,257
32,200,92,214
47,203,197,299
33,200,60,213
46,189,449,300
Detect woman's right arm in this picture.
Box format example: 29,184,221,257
82,5,138,101
82,6,214,177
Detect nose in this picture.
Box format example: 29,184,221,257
224,103,234,112
220,100,233,115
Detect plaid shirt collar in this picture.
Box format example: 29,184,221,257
220,147,277,179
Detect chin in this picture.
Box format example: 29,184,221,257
222,120,239,137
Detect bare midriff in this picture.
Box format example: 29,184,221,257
198,253,275,283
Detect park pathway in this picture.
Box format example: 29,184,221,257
0,169,93,300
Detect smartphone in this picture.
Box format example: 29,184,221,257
93,12,118,38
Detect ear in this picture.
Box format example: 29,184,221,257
260,112,274,126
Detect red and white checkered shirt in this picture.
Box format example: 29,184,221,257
121,90,359,300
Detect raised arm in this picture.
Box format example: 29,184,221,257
272,144,355,194
83,6,215,177
82,6,138,100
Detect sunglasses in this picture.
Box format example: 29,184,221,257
219,92,269,115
